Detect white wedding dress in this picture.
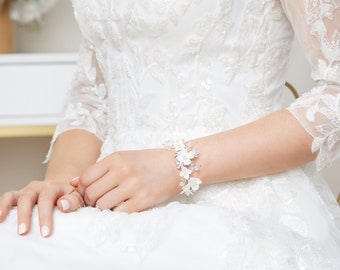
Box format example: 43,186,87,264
1,0,340,269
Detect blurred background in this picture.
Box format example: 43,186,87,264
0,1,338,199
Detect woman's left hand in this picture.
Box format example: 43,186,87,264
73,149,181,213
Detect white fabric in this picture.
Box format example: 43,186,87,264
1,0,340,269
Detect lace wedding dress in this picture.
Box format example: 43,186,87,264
1,0,340,269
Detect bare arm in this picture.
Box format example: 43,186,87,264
45,129,102,183
192,109,316,184
195,0,340,184
75,110,316,213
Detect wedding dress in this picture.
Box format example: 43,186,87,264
1,0,340,269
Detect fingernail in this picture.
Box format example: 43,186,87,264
41,225,50,237
70,176,79,182
18,223,27,235
0,210,2,217
60,199,70,211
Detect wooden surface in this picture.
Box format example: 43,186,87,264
0,1,15,53
0,125,55,138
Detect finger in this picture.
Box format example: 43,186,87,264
16,189,38,236
70,176,80,187
0,191,19,222
83,172,119,207
57,190,84,213
79,160,110,186
37,188,58,238
79,161,109,191
113,197,146,214
95,185,130,211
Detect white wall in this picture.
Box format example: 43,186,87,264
0,0,79,194
15,0,80,53
0,137,51,192
0,1,338,198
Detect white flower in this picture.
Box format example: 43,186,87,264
179,166,192,180
9,0,58,24
187,177,202,192
180,177,202,196
164,139,202,196
176,147,197,166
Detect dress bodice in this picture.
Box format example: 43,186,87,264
71,0,293,151
51,0,340,169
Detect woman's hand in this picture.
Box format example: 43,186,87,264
0,180,84,237
75,148,181,213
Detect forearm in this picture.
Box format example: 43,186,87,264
192,110,316,184
45,129,102,183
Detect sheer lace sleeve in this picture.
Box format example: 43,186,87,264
45,38,108,162
280,0,340,170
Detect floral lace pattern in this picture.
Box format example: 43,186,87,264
49,0,340,169
68,0,292,147
45,38,109,161
30,0,340,268
282,0,340,169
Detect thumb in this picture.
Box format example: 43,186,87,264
57,190,84,213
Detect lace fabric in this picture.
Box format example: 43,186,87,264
51,1,340,171
33,1,340,268
282,0,340,170
45,38,109,162
54,0,294,152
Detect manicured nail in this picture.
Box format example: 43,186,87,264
18,223,27,235
0,210,2,217
70,176,79,182
41,225,50,237
60,199,70,211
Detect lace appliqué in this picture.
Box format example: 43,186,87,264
289,86,340,169
306,1,340,84
287,1,340,170
230,0,293,121
44,40,108,162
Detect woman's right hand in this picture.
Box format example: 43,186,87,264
0,180,84,237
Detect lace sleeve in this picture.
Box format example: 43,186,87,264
280,0,340,170
44,38,108,162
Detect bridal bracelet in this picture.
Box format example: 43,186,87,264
166,140,202,196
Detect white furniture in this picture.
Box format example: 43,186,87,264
0,53,77,137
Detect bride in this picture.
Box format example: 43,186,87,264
0,0,339,269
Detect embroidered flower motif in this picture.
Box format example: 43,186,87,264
65,103,90,126
288,0,340,170
67,0,340,173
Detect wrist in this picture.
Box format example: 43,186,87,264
165,140,203,196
